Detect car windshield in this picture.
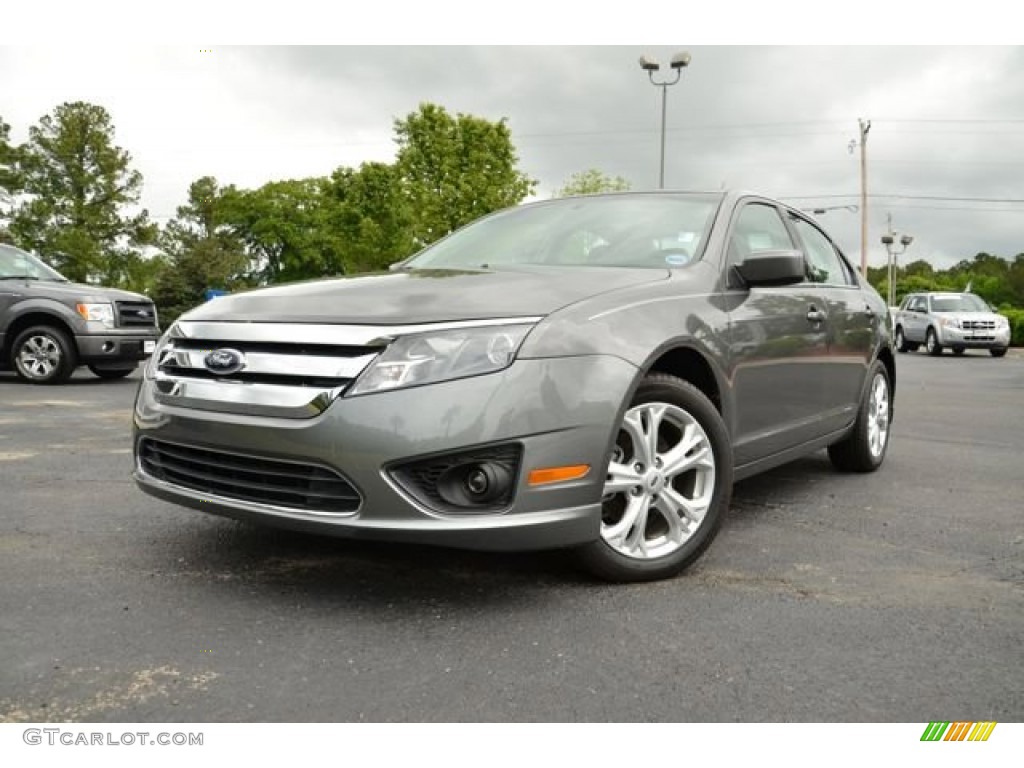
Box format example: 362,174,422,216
405,194,720,270
0,244,69,282
931,294,989,312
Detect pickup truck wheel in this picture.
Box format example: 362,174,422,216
575,373,732,583
88,364,137,379
925,328,943,356
10,325,76,385
828,360,891,473
990,348,1007,358
894,326,908,353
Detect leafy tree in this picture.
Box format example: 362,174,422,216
0,115,21,238
394,103,535,246
219,177,343,284
152,177,250,322
9,102,155,284
554,168,631,197
328,162,416,273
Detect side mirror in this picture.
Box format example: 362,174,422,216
735,249,805,287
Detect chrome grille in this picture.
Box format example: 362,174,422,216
138,438,361,514
962,320,995,330
116,301,159,328
152,321,383,418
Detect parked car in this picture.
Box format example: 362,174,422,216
0,243,161,384
893,291,1010,357
133,191,895,582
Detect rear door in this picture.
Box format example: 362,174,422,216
725,201,829,466
787,213,875,434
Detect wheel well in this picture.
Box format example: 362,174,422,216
646,347,722,414
877,346,895,392
2,312,77,361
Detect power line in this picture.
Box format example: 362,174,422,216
781,194,1024,204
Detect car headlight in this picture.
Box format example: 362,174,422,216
939,317,960,329
76,302,115,329
996,316,1009,328
348,323,535,396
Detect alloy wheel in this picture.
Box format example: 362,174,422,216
16,334,62,380
866,373,890,459
601,402,715,560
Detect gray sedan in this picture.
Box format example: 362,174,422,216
133,191,894,582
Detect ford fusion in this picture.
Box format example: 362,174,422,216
133,191,895,582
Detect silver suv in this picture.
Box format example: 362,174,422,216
893,292,1010,357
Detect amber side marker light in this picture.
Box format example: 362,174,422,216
528,465,591,486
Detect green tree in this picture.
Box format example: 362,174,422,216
152,177,250,322
10,102,155,284
328,162,416,273
554,168,631,197
394,103,535,246
219,177,343,284
0,115,21,236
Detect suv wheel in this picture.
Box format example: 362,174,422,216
10,325,76,385
990,348,1007,358
894,326,908,353
575,374,732,582
925,328,943,356
828,360,892,472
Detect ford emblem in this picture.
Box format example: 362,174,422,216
204,348,246,375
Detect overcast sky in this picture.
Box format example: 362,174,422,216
2,44,1022,270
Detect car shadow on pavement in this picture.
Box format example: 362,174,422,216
139,513,597,610
134,458,837,607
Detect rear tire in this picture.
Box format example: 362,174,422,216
926,328,943,356
828,360,892,473
575,373,732,583
10,325,76,385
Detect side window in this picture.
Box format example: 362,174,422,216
908,297,924,312
790,217,852,285
728,203,795,264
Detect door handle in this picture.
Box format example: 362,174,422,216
806,307,826,323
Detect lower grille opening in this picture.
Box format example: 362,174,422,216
139,438,360,514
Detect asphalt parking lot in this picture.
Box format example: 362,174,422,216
1,350,1022,723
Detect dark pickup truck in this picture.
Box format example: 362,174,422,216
0,243,161,384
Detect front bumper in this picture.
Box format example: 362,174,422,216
77,331,160,364
936,326,1010,349
132,355,638,551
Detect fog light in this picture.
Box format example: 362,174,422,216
465,467,491,497
439,462,510,507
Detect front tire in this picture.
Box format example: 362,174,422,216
88,364,137,379
894,326,908,353
926,328,943,356
10,325,77,385
990,348,1007,358
828,360,892,473
575,373,733,583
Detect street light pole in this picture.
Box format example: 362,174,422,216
881,213,913,308
639,52,691,189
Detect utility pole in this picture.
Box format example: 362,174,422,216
881,212,913,308
857,118,871,279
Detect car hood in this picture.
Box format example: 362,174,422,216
22,280,151,303
935,311,1003,322
181,267,671,325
